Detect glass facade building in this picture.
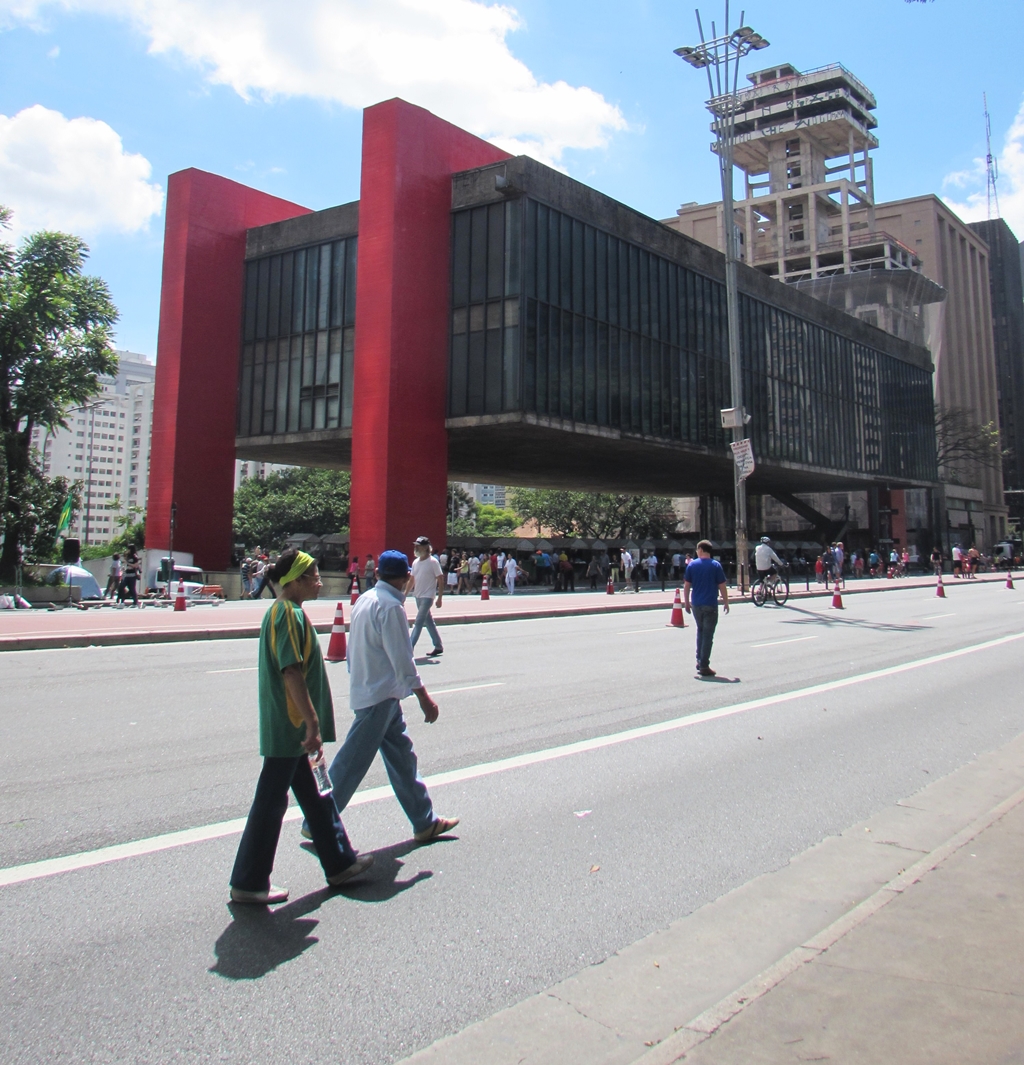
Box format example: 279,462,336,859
448,193,936,484
238,236,357,438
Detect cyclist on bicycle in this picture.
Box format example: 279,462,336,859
754,536,784,585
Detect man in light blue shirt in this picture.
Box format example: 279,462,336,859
317,549,459,845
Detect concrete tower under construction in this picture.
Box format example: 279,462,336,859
669,62,945,346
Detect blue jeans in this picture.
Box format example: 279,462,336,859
409,596,442,650
327,698,435,835
231,755,358,892
691,603,719,669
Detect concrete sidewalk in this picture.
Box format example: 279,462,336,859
397,729,1024,1065
0,571,1010,652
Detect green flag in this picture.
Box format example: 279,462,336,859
55,495,74,545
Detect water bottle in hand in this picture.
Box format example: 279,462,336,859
309,749,332,796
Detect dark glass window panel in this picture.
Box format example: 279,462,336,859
292,251,306,334
243,261,259,342
608,325,620,425
536,203,548,304
452,307,468,334
639,252,650,337
486,302,502,330
467,329,485,411
549,207,561,308
469,305,485,332
344,240,357,326
640,336,652,435
288,338,302,432
300,334,315,431
560,309,573,416
503,325,520,410
315,331,329,386
619,243,630,331
267,256,282,339
629,246,640,334
560,214,572,310
584,318,596,423
584,225,596,319
255,259,270,340
630,333,642,431
330,241,344,327
572,314,585,421
452,212,471,307
487,203,505,301
505,199,521,297
238,347,253,433
280,253,294,336
596,322,609,425
504,299,519,327
572,220,584,313
607,237,618,325
485,327,502,413
262,347,277,434
304,248,319,336
252,357,265,436
470,206,488,304
341,328,354,429
536,302,549,414
595,232,607,322
524,299,537,410
318,245,331,331
524,200,537,299
275,340,289,434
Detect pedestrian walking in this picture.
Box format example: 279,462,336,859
407,536,444,657
229,549,373,904
118,547,141,606
952,544,963,578
105,553,123,599
621,548,633,591
363,554,377,590
683,540,730,678
930,545,943,576
240,556,253,599
646,552,658,585
314,550,458,846
504,553,522,594
586,556,602,590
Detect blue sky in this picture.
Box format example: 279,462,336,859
2,0,1022,356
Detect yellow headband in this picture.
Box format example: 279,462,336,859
278,551,315,586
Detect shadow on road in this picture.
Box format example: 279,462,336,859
337,838,444,903
210,890,332,980
776,604,926,633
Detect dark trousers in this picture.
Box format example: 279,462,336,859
230,756,357,892
692,604,719,669
117,577,138,605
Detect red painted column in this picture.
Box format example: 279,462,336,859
147,169,309,570
349,100,509,562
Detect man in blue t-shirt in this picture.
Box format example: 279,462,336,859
683,539,730,677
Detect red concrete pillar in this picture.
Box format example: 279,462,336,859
147,169,309,570
890,488,908,548
348,100,509,562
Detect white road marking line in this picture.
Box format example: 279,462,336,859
921,613,956,620
616,627,672,635
4,630,1024,889
205,667,257,674
431,682,504,695
750,635,820,648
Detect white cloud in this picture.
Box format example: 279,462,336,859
0,0,627,166
0,104,164,237
943,94,1024,239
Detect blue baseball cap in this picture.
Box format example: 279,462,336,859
377,550,411,578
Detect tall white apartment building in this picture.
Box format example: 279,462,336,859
234,460,294,489
31,350,156,547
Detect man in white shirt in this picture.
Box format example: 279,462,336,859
406,536,444,657
754,537,784,583
504,553,522,594
323,550,458,844
621,549,633,590
468,553,482,591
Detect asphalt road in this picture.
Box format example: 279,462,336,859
2,580,1023,1064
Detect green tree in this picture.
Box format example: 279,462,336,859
21,474,81,564
474,503,519,536
0,207,118,579
233,467,350,548
447,482,476,536
508,488,677,540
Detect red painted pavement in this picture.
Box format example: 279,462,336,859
146,169,311,571
348,100,510,562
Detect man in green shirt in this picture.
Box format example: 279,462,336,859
229,549,373,904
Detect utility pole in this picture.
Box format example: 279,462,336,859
675,5,768,593
984,92,1000,220
168,501,177,597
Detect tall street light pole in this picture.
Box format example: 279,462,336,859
675,6,768,593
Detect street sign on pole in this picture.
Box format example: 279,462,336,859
730,439,755,480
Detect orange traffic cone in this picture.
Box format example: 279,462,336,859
481,574,490,600
668,587,686,627
831,578,844,609
350,574,359,605
173,578,187,612
1007,571,1015,590
325,601,347,662
606,574,615,595
935,572,946,598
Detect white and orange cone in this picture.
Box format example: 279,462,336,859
831,578,844,609
173,578,187,612
481,574,490,601
936,572,946,598
606,574,615,595
1006,571,1015,590
668,587,686,627
350,575,359,605
325,601,347,662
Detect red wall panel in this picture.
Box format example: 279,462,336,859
349,99,510,562
147,169,310,570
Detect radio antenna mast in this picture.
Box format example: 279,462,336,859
984,92,1000,219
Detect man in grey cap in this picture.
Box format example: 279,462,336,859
306,549,458,845
407,535,444,657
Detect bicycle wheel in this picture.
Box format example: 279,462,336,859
752,579,767,606
772,577,789,606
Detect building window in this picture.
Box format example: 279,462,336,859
238,235,357,437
